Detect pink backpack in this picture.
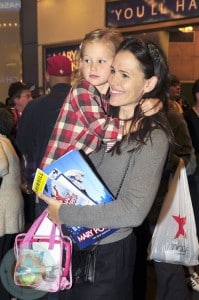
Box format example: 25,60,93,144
14,210,72,292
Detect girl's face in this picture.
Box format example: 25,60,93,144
108,50,153,118
79,40,115,94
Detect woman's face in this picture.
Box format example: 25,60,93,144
108,50,150,116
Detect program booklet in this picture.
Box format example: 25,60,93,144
32,149,117,249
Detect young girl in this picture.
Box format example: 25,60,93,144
41,28,161,169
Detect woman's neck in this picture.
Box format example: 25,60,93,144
119,106,135,120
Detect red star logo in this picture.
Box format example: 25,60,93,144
172,215,187,238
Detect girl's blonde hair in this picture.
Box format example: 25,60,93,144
72,28,123,86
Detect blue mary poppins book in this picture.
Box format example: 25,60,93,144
32,149,117,249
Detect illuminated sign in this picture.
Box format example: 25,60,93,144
43,42,80,92
106,0,199,28
44,42,80,73
0,0,21,10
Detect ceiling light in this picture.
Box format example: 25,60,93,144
178,26,193,33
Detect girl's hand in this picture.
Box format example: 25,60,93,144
38,193,63,224
141,98,163,116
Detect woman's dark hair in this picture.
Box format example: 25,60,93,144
110,36,174,153
0,108,16,137
192,79,199,103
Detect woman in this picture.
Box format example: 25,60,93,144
38,36,173,300
0,108,25,299
0,107,25,241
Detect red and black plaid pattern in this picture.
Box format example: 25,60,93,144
41,80,123,169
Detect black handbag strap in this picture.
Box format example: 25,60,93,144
93,156,130,247
115,155,131,198
90,154,131,247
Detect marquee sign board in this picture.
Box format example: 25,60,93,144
106,0,199,28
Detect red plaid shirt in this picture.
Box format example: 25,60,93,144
41,80,123,168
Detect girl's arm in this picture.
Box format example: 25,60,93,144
72,80,124,142
141,98,163,116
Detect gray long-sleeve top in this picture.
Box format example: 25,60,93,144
59,129,169,244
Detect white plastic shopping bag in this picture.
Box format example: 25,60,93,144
149,159,199,266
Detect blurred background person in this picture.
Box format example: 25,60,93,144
5,81,33,134
6,81,33,114
15,55,72,229
0,107,25,300
168,74,189,113
184,79,199,169
147,90,195,299
4,82,35,225
183,79,199,291
16,55,72,190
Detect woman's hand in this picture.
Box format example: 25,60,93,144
38,193,63,224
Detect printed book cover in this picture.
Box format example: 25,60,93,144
32,149,117,249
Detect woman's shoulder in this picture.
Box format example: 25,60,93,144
0,136,15,153
150,127,169,141
146,128,169,153
0,135,10,145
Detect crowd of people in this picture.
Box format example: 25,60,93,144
0,27,199,300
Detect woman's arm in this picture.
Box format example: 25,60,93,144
39,129,169,228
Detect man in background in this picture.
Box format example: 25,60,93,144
5,81,33,134
16,55,72,181
15,55,72,226
6,81,33,113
